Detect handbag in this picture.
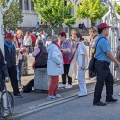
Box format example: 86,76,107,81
88,37,107,71
32,49,45,69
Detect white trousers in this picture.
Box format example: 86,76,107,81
78,67,87,94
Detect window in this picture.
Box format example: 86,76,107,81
19,0,22,10
31,2,34,11
64,1,67,6
24,0,29,10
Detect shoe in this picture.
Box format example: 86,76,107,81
93,101,106,106
105,98,118,103
47,95,56,100
14,94,23,98
65,84,72,89
54,94,61,98
77,92,87,97
59,83,66,88
90,76,97,80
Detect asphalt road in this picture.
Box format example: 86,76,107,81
17,85,120,120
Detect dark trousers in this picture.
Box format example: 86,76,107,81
93,60,114,103
25,45,31,55
62,64,72,85
32,42,35,52
8,66,20,95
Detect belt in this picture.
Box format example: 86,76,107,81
96,60,110,65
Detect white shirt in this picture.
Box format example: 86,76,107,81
23,36,32,46
77,42,88,67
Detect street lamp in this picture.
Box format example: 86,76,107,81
0,0,16,117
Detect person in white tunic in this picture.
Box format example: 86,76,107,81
69,33,88,97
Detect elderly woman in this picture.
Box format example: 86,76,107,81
32,40,48,68
89,26,98,58
59,32,72,89
89,26,98,80
46,35,64,100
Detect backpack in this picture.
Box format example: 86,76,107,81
22,79,34,93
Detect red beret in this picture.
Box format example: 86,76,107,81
6,33,14,39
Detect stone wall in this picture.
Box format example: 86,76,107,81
18,27,89,36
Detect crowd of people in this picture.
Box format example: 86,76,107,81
1,22,120,106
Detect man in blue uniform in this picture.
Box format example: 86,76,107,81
93,23,120,106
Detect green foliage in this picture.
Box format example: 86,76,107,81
76,0,108,25
0,0,9,7
32,0,76,29
0,0,23,30
114,2,120,15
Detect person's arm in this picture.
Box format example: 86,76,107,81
81,54,85,70
52,50,62,65
61,40,71,54
78,44,86,70
61,48,71,54
106,52,120,66
32,48,40,57
0,49,10,82
100,39,120,66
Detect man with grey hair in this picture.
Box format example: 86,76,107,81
46,35,64,100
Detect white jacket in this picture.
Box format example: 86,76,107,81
46,43,64,76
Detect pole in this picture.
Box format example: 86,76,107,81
0,12,4,54
0,9,8,118
0,0,17,117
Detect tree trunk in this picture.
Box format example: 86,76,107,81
52,29,54,35
91,22,95,26
67,27,70,38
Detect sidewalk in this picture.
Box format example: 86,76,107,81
6,55,94,106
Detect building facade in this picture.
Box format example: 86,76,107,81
18,0,40,28
18,0,119,28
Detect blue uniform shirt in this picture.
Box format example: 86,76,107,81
95,34,111,63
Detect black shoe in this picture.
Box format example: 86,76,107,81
93,101,107,106
14,94,23,98
105,98,118,103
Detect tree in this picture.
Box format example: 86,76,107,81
32,0,76,31
114,2,120,15
76,0,108,26
0,0,23,30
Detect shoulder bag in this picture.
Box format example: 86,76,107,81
88,37,107,71
32,49,45,69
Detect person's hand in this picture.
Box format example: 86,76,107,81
81,65,85,70
5,77,10,83
61,49,66,53
22,47,27,52
118,62,120,67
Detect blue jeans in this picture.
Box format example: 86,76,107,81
17,59,23,85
